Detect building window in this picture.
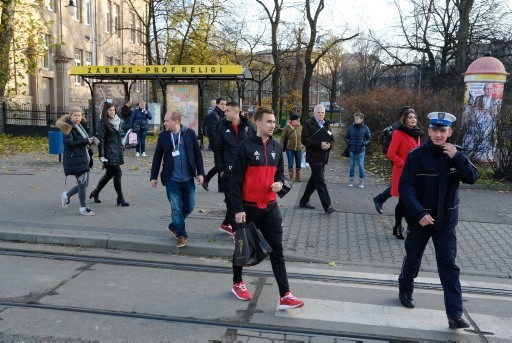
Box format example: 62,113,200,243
85,51,92,66
106,56,113,65
114,58,121,65
43,34,52,69
45,0,55,12
74,0,82,22
130,13,135,42
106,0,112,33
85,0,92,25
74,49,83,84
114,4,120,36
136,19,143,43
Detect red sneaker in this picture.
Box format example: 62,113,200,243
278,292,304,309
219,224,234,236
231,281,252,301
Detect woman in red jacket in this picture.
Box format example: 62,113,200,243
387,108,423,239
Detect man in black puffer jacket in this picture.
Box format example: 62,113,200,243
213,101,255,235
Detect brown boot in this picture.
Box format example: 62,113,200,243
288,169,294,181
295,168,302,182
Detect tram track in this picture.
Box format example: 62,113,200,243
0,300,446,343
2,248,511,298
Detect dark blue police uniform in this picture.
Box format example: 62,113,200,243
397,111,478,327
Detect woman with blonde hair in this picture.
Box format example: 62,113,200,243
56,106,95,215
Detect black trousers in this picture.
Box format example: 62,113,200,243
220,172,234,226
299,162,331,211
232,202,290,297
398,226,462,318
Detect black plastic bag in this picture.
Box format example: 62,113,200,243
234,222,273,267
342,146,349,158
277,177,292,198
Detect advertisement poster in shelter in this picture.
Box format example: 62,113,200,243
93,83,126,119
166,84,199,134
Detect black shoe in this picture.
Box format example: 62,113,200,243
299,202,315,209
393,225,405,239
89,191,101,203
399,293,415,308
117,198,130,206
373,196,383,214
202,180,209,191
325,207,337,214
448,317,470,329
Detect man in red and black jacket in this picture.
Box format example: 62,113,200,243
229,106,304,310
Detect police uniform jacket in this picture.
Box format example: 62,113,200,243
399,140,478,230
150,125,205,185
214,115,255,174
230,135,284,213
301,118,334,164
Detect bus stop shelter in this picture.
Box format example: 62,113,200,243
69,65,253,138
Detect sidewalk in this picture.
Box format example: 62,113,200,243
0,140,511,278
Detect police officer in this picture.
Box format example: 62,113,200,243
398,112,478,329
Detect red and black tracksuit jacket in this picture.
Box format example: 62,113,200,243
230,135,284,213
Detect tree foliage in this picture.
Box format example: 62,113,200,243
0,0,49,99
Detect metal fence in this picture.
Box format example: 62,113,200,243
2,102,90,136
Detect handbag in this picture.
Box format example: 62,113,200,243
87,147,94,168
132,120,142,132
234,222,273,267
342,146,350,158
277,177,292,198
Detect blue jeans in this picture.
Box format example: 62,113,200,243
164,178,196,238
285,149,302,169
349,151,365,179
136,129,148,154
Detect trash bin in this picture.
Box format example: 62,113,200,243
48,131,64,161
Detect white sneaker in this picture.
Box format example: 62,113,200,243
61,191,70,208
359,181,365,188
348,183,353,187
79,207,95,216
135,152,140,157
142,152,147,157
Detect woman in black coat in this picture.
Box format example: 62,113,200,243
89,102,129,206
56,107,95,215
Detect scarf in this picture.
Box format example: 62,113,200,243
109,114,121,131
397,123,423,138
75,123,89,139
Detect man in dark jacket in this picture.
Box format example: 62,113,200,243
119,100,132,134
213,101,255,235
299,104,336,214
398,112,478,330
202,97,227,191
229,106,304,309
150,111,205,248
130,100,152,157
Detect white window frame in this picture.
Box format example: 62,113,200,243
129,13,135,42
105,0,112,33
74,49,83,84
114,4,120,36
85,0,92,25
43,34,52,69
74,0,82,22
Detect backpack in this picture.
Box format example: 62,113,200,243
379,121,400,154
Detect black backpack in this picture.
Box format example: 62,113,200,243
379,121,400,154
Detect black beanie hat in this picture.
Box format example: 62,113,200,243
398,106,412,118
